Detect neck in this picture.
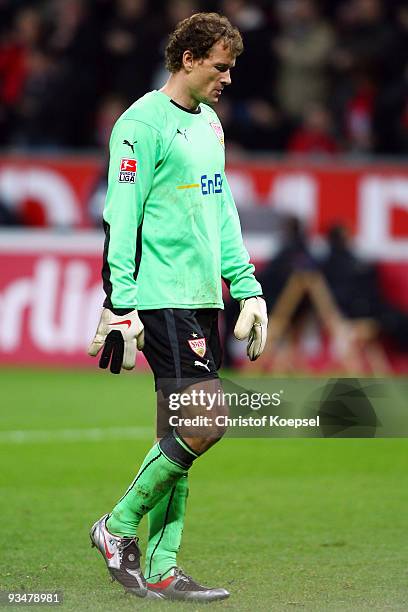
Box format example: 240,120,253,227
160,74,199,111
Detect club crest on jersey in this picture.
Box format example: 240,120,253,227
188,337,206,358
210,122,224,147
119,158,137,183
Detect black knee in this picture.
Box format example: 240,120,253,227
159,430,199,469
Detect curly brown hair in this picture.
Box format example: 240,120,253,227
165,12,243,73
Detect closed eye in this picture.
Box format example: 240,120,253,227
215,64,234,72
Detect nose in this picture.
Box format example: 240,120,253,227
221,69,231,86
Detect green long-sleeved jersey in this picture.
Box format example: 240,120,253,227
102,90,262,310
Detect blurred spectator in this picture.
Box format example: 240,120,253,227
320,225,408,349
226,98,289,151
46,0,101,146
287,103,338,155
372,5,408,154
0,6,44,142
258,216,317,311
344,72,376,153
330,0,398,153
320,225,377,318
12,46,61,148
381,3,408,83
274,0,334,118
165,0,201,26
94,93,127,149
331,0,393,81
47,0,101,66
374,62,408,155
101,0,153,102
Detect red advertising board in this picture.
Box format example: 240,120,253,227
0,233,103,366
0,232,154,369
0,155,104,227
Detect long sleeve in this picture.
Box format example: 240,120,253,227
220,173,262,300
102,118,162,309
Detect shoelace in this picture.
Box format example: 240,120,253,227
175,568,189,581
174,567,198,585
117,536,139,564
156,567,205,592
160,566,189,582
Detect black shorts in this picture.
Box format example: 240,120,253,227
139,308,222,395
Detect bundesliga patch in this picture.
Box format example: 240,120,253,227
118,158,137,183
210,122,224,147
188,338,206,358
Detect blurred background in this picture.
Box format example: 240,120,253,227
1,0,408,374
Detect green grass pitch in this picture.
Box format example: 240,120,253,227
0,368,407,611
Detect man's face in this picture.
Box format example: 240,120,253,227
188,40,235,106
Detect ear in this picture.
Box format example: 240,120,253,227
182,49,194,72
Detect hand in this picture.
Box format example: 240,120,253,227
234,297,268,361
88,308,144,374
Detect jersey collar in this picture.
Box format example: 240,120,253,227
170,99,201,114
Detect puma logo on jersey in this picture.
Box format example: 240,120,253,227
194,359,210,372
176,128,188,141
123,139,137,153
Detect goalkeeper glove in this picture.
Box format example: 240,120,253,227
88,308,144,374
234,296,268,361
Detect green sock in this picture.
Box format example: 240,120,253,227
145,474,189,582
106,443,187,537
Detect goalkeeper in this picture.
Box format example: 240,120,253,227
89,12,267,603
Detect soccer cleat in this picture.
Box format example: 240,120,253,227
90,514,147,597
146,566,230,601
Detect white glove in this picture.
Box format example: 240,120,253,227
88,308,144,373
234,296,268,361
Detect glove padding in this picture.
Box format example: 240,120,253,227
234,296,268,361
88,308,144,374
